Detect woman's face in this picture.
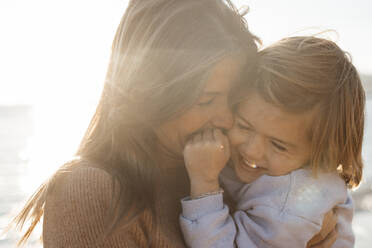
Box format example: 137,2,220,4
155,58,242,158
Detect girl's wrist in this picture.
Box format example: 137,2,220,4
190,188,224,200
190,180,220,198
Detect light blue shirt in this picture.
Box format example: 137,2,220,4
180,167,354,248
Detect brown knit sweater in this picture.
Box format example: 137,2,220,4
43,164,190,247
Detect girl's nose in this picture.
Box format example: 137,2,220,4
241,134,265,162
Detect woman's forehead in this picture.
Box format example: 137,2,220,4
203,58,243,93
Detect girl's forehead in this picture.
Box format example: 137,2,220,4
237,93,316,145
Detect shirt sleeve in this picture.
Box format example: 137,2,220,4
179,193,236,248
218,165,246,203
179,193,320,248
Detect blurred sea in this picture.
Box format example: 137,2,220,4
0,95,371,247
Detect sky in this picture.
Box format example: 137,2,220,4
240,0,372,74
0,0,371,105
0,0,371,188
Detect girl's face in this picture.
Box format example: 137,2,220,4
155,58,242,158
228,92,315,184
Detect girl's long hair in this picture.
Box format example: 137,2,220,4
241,36,365,188
12,0,259,245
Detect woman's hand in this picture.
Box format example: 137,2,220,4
307,209,338,247
183,128,230,198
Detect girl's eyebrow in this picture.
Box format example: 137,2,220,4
235,111,255,129
236,111,296,149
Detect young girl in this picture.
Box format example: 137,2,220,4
179,36,365,247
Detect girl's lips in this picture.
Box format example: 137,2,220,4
239,156,268,173
242,158,258,169
232,153,267,184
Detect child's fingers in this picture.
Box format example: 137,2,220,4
213,128,229,146
211,128,222,147
192,131,202,144
185,132,200,151
213,128,224,142
213,128,230,156
202,128,214,142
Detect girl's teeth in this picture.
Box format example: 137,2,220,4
244,159,257,169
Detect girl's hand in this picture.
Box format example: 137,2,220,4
183,128,230,198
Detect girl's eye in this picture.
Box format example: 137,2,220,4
198,97,215,107
272,141,287,152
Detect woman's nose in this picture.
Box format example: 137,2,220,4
211,103,234,131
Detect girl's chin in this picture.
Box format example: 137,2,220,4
234,161,264,184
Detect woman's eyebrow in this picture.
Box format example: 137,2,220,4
202,91,223,96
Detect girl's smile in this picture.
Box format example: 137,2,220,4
243,159,258,169
228,92,316,184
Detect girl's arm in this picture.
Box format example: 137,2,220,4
181,128,235,247
179,193,237,247
180,168,349,248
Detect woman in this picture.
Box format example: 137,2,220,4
13,0,335,247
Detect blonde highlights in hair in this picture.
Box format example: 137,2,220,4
246,36,365,188
11,0,260,245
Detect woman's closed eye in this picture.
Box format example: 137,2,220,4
198,97,216,107
236,122,252,131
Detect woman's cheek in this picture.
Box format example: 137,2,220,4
227,127,240,145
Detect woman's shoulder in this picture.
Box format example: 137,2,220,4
56,161,113,186
47,160,114,207
43,160,116,225
43,161,118,246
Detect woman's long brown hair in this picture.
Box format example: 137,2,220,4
11,0,259,245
